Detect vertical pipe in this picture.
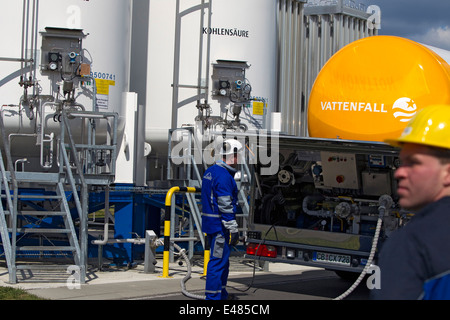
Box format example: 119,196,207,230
24,0,30,72
32,0,39,96
20,0,27,83
286,0,293,134
298,4,307,136
278,0,287,133
204,0,212,104
292,1,298,134
197,0,206,105
30,0,35,78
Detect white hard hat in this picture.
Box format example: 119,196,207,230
219,139,243,156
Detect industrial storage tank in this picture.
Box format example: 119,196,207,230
0,0,132,170
307,36,450,141
140,0,278,160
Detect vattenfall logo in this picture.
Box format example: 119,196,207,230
320,97,417,123
392,97,417,122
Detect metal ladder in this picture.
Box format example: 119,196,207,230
171,0,212,129
167,0,252,257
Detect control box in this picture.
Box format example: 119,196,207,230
211,60,250,103
320,151,360,189
40,27,87,75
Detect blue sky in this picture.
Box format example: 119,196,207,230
360,0,450,50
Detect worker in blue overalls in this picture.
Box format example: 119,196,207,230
373,105,450,299
201,139,243,300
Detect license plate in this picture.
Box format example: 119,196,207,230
313,251,351,266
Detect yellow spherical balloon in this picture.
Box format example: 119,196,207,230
308,36,450,142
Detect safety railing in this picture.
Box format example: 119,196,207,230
61,109,118,181
167,127,253,249
0,113,19,282
161,186,205,278
167,127,205,186
60,109,118,282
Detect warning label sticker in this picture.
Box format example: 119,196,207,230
96,79,116,95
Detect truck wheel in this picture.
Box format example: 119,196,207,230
334,270,359,281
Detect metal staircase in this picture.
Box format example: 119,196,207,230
0,109,117,284
3,175,83,284
167,127,253,257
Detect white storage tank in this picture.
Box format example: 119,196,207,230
0,0,132,168
140,0,279,158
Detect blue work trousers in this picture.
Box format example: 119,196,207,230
205,231,230,300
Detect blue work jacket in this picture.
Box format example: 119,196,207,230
201,161,238,235
372,196,450,299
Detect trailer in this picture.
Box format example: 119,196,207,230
245,35,450,281
246,135,400,279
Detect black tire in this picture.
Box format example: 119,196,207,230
334,270,360,282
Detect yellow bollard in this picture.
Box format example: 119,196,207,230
203,234,210,276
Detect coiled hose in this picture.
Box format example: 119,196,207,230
334,195,392,300
174,242,206,300
155,237,206,300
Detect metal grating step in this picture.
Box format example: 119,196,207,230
15,264,77,270
13,172,60,184
11,228,71,234
17,194,63,200
21,211,66,216
4,211,67,216
17,246,76,251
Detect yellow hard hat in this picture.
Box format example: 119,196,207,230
385,105,450,149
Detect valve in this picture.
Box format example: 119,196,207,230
69,52,78,64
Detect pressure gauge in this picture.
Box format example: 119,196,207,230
49,52,60,62
49,62,58,71
219,80,229,89
48,52,60,71
219,88,227,96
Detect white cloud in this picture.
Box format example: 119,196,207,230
414,26,450,51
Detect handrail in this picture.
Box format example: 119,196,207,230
60,108,118,282
0,113,18,281
0,146,14,276
161,186,201,278
60,110,87,274
0,113,18,201
167,127,206,185
64,110,118,176
60,110,86,218
167,126,253,244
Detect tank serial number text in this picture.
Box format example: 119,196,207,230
90,71,116,81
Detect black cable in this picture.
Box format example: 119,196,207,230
229,223,279,294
